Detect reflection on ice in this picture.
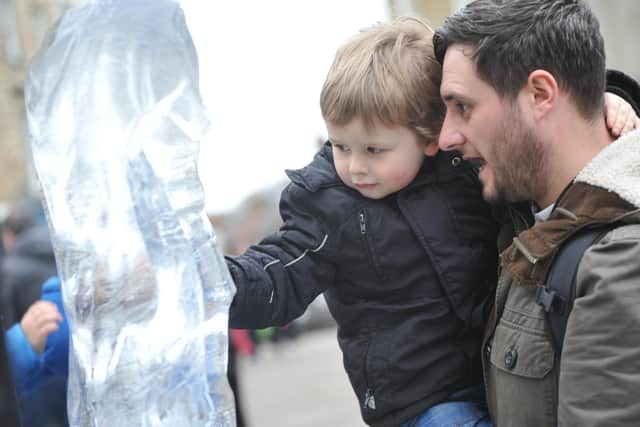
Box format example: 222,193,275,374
25,0,236,425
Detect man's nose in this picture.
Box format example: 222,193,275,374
438,113,465,151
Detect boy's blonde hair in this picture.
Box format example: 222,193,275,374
320,16,444,143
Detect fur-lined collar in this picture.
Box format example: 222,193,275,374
500,131,640,287
576,129,640,208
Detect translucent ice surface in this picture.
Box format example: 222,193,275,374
25,0,236,425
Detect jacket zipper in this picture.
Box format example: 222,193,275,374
359,210,376,272
362,341,376,411
359,210,377,411
364,388,376,410
359,209,387,284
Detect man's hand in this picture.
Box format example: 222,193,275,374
604,92,640,137
20,301,62,354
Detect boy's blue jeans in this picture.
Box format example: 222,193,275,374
401,386,493,427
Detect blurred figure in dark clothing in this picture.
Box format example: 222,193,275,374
1,205,67,427
1,206,57,326
0,220,18,425
0,222,5,258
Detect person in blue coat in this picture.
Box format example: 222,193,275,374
4,276,68,426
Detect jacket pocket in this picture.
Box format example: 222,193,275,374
486,314,557,426
490,321,554,378
341,334,386,418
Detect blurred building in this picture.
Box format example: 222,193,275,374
587,0,640,81
387,0,640,81
0,0,79,207
1,0,639,208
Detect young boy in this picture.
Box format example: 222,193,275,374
226,17,640,427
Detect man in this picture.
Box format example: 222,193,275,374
434,0,640,425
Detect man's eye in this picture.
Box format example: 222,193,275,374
367,147,383,154
457,103,469,114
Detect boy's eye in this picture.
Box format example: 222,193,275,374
333,143,350,152
367,147,383,154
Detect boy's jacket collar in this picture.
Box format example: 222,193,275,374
285,143,342,191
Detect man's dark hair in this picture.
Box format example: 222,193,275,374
433,0,606,120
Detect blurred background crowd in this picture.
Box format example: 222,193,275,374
1,1,639,426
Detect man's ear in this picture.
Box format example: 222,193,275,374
524,70,558,119
424,140,439,156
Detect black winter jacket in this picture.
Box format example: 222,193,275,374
228,144,498,426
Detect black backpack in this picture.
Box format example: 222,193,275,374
535,223,620,354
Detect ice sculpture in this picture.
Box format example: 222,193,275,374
24,0,236,425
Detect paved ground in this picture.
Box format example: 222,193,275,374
236,326,365,427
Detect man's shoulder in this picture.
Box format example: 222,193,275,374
561,221,640,425
600,221,640,240
576,221,640,292
581,221,640,261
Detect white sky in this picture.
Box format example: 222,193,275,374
180,1,390,214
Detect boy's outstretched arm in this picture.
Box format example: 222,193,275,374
227,184,336,330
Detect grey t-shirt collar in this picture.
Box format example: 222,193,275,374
534,203,555,224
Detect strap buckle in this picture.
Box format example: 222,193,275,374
535,285,567,314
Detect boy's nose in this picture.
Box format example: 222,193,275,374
349,156,367,175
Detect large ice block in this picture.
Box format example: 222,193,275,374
25,0,237,425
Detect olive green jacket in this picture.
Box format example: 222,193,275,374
483,131,640,426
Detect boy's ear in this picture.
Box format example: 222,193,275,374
424,140,439,156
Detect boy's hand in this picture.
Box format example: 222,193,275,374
605,92,640,137
20,301,62,354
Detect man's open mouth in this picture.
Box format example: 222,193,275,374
467,158,486,174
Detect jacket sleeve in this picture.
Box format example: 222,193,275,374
4,277,68,397
606,69,640,116
558,224,640,426
5,323,42,396
227,183,335,329
40,277,69,378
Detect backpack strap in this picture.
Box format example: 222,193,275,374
535,223,619,354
